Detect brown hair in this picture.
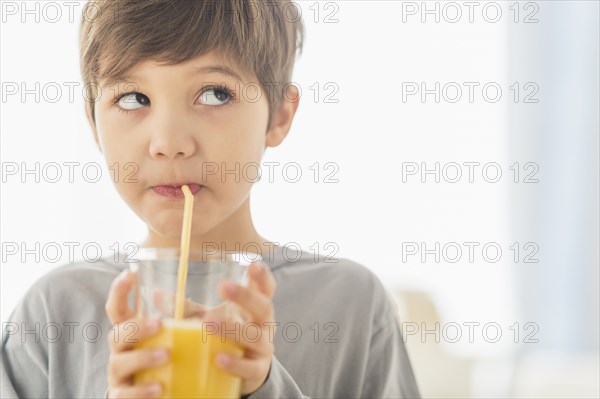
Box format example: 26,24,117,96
79,0,304,126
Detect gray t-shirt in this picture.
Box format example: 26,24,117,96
1,245,420,398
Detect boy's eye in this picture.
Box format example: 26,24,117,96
117,93,150,110
198,87,231,106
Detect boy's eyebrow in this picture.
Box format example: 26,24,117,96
103,65,245,88
192,65,245,82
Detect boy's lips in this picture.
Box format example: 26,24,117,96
151,183,203,199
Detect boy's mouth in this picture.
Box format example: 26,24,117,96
151,183,203,199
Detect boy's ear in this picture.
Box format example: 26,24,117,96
265,84,300,148
85,103,102,153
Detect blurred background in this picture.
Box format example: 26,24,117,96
1,1,598,397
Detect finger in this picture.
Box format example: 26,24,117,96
215,353,271,381
108,348,170,386
218,282,273,324
109,317,162,353
201,301,240,322
203,316,273,356
151,289,173,316
108,382,163,399
106,270,136,324
247,262,276,298
152,288,208,318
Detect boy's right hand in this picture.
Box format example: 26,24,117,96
105,270,170,399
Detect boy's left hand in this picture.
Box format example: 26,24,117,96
207,261,277,396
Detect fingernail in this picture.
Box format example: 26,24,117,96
222,281,237,296
252,262,264,274
146,318,160,331
216,353,231,366
117,270,128,283
152,349,168,362
148,382,162,395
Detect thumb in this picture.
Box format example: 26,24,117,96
105,269,136,323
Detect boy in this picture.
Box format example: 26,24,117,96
1,1,421,398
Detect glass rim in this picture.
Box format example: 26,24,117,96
128,246,262,266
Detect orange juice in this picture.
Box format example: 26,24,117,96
134,318,244,399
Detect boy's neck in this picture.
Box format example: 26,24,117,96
140,196,276,257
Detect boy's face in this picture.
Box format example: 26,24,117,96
88,51,298,243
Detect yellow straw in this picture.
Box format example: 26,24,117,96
175,184,194,320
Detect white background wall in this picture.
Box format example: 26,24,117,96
1,1,598,397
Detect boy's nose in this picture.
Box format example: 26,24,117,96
149,135,195,159
148,119,196,160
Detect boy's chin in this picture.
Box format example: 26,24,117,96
147,221,189,244
146,218,212,246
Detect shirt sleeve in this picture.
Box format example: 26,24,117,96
1,312,50,399
360,287,421,399
244,355,310,399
